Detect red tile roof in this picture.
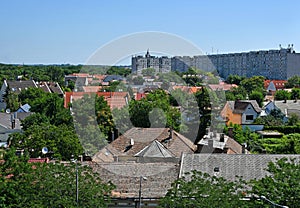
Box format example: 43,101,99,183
264,80,287,90
64,91,129,109
135,92,147,100
172,86,202,94
208,83,237,91
28,158,50,163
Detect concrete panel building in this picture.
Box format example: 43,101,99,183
132,46,300,80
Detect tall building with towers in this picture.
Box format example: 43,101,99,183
131,49,171,75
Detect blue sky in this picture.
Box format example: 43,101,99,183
0,0,300,64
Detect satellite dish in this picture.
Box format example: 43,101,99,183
42,147,48,154
5,109,11,113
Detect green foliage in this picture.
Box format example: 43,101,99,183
132,76,144,85
0,148,114,207
254,109,285,127
72,94,113,155
249,90,264,107
4,90,19,112
194,88,214,141
10,123,83,160
226,74,245,85
142,68,156,76
128,89,181,131
264,125,300,134
159,170,247,208
271,133,300,154
0,63,81,86
225,86,247,101
286,75,300,88
274,90,290,100
288,113,300,126
250,158,300,207
18,87,73,126
291,87,300,100
240,76,265,94
106,66,131,76
156,72,183,83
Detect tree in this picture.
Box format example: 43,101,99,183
0,148,115,207
251,158,300,207
288,113,300,126
286,75,300,88
72,94,114,154
225,86,248,101
132,76,144,85
291,88,300,100
240,76,265,94
127,89,181,131
249,90,264,107
9,123,83,160
274,90,290,100
4,90,19,112
159,170,247,208
142,68,156,76
226,74,245,85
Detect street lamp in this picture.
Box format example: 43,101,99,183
260,196,289,208
71,155,79,206
138,176,147,208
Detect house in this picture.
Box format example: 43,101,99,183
197,128,248,154
172,86,202,94
208,82,237,91
88,152,300,207
180,153,300,181
0,80,64,104
36,81,64,96
92,128,197,163
221,100,262,125
82,86,103,92
16,104,31,113
64,91,130,109
103,75,125,83
0,112,32,148
274,99,300,118
264,80,287,93
0,80,37,102
88,160,179,206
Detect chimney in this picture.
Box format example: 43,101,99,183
11,114,15,129
208,139,214,149
205,127,210,134
111,131,115,141
169,128,173,140
228,127,234,138
220,133,225,142
242,143,247,154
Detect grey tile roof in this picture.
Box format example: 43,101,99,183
180,153,300,181
134,140,175,158
88,161,179,198
0,112,33,130
6,80,37,93
274,100,300,117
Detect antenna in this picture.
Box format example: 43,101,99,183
42,147,48,154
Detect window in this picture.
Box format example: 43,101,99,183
246,115,254,121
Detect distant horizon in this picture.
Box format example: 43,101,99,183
0,45,297,66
